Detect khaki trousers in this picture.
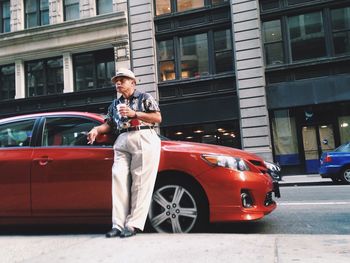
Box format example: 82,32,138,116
111,128,161,231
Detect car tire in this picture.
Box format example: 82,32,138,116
339,166,350,184
331,177,342,184
147,175,208,233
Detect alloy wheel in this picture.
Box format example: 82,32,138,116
148,184,198,233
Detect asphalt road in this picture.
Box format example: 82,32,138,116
1,183,350,263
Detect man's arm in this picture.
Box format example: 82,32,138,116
87,122,112,144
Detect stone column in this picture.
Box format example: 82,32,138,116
49,0,64,24
63,53,74,93
128,0,158,97
114,0,127,12
80,0,95,18
15,60,25,99
10,0,24,31
231,0,272,161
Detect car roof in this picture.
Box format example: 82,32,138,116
0,111,105,124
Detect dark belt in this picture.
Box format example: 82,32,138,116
119,126,153,134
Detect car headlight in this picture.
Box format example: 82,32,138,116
201,154,250,171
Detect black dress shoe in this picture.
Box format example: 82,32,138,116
106,228,121,238
120,227,137,238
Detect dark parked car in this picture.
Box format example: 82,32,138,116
264,161,282,181
319,142,350,184
0,111,279,233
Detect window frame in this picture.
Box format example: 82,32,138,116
157,28,234,82
63,0,80,21
0,64,15,101
0,0,10,33
25,57,64,97
73,48,115,91
25,0,49,29
154,0,228,17
96,0,113,15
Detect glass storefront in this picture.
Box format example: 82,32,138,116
161,120,241,149
271,103,350,174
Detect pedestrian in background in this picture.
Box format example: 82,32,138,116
87,68,162,238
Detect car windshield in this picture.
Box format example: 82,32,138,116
334,143,350,152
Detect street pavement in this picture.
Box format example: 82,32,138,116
1,174,349,263
279,173,332,186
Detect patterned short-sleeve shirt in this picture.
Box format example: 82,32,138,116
105,90,160,133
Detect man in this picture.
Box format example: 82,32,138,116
87,68,162,238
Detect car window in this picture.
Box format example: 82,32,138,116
0,119,36,147
335,143,350,152
42,117,100,147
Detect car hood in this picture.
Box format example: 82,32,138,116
161,140,266,164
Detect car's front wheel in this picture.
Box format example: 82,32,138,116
339,166,350,184
148,176,208,233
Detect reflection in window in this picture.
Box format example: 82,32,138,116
158,29,234,82
263,20,284,65
64,0,80,21
73,49,115,91
0,64,15,101
25,0,49,28
272,110,300,165
339,116,350,144
288,12,326,61
180,34,208,79
26,58,63,97
331,7,350,55
1,0,10,33
97,0,113,15
260,0,279,11
214,29,234,73
212,0,228,5
155,0,171,16
0,119,35,147
178,0,204,12
42,117,100,147
162,120,241,149
158,40,175,81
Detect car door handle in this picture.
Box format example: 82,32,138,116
33,157,53,166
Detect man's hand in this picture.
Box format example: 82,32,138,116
87,127,99,145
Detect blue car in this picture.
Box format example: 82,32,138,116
319,142,350,184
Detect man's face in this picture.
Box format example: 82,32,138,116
114,77,135,93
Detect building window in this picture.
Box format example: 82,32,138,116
177,0,204,12
158,29,233,82
263,20,284,65
161,120,241,149
1,0,10,33
26,58,64,97
331,7,350,55
25,0,49,28
272,110,300,165
288,12,326,61
155,0,227,16
96,0,113,15
159,40,175,81
73,49,115,91
214,29,233,73
64,0,80,21
339,116,350,144
0,64,15,101
180,33,209,79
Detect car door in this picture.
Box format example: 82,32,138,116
31,115,114,217
0,118,37,216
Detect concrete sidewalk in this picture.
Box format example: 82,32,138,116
279,174,332,186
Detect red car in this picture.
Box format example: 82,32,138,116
0,112,278,233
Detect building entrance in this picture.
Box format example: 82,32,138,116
301,124,335,173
